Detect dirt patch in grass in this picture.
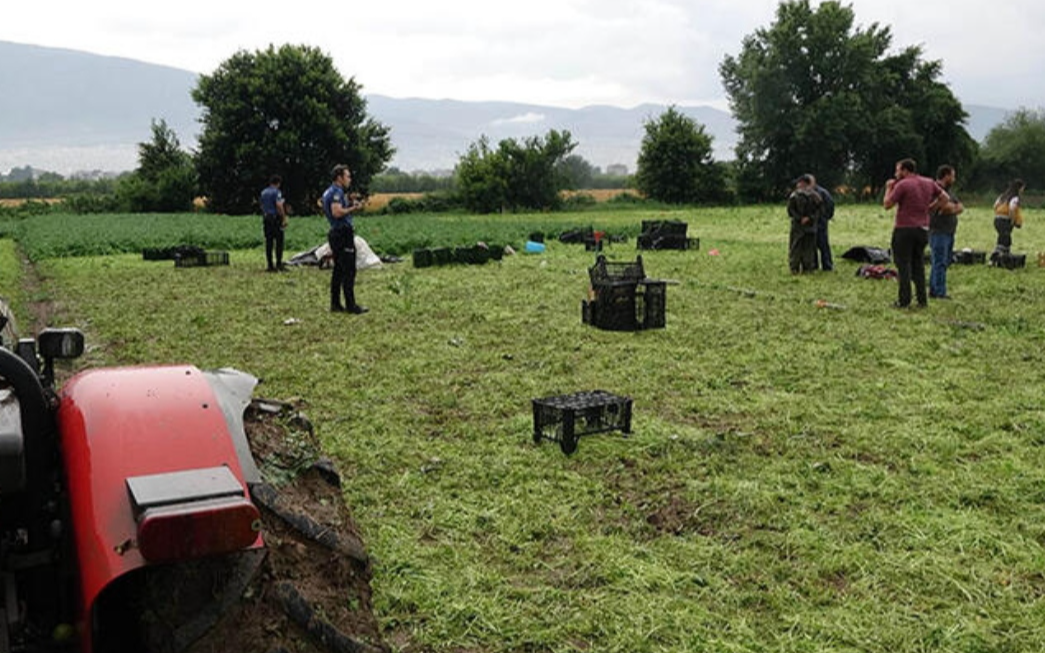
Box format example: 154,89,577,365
15,245,55,333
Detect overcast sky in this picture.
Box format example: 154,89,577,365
4,0,1044,111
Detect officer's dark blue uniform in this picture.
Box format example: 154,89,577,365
322,166,366,313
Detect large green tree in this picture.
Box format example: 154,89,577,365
720,0,975,201
974,109,1045,190
116,119,197,212
635,106,729,204
193,44,393,215
455,130,577,213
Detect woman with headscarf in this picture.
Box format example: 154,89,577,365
992,178,1025,258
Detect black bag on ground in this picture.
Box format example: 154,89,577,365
841,246,891,264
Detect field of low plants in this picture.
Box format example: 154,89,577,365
5,203,1045,652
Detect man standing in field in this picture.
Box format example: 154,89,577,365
928,165,964,300
787,175,822,274
883,158,947,309
260,175,288,272
809,174,835,271
322,164,368,314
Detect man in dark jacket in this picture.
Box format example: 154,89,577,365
787,175,823,274
809,174,835,271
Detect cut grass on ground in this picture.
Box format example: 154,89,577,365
10,204,1045,653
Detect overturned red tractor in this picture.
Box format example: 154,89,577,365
0,322,384,653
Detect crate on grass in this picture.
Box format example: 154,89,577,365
174,251,230,268
532,390,633,455
583,255,669,331
990,252,1026,269
952,249,986,265
412,249,434,268
637,220,695,251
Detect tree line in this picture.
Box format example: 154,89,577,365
3,1,1040,215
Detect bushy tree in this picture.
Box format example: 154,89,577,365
455,130,577,213
371,168,454,193
635,107,729,204
720,0,975,201
193,44,393,215
556,154,597,189
974,109,1045,190
117,119,197,212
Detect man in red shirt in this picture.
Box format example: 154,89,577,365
883,159,948,309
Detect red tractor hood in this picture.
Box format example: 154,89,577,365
56,365,263,623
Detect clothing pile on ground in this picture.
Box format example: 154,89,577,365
288,236,383,270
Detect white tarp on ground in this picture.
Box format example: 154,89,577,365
289,236,382,270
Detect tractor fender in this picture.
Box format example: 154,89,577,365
56,365,263,628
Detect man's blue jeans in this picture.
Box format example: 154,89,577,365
929,232,954,298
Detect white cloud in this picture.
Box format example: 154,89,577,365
3,0,1043,110
493,113,547,126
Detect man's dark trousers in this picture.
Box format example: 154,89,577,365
264,215,284,270
891,227,928,307
329,226,357,310
816,221,833,271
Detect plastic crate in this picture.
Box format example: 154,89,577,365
590,283,640,331
586,255,668,331
638,220,692,250
142,248,172,261
952,250,986,265
412,249,434,268
532,390,633,454
174,251,230,268
641,220,688,236
431,247,454,266
454,245,492,265
590,255,646,285
990,252,1026,269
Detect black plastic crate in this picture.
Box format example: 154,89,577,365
532,390,633,454
430,247,453,266
952,250,986,265
142,247,171,261
586,255,669,331
590,284,640,331
638,220,692,250
454,245,492,265
174,251,229,268
413,248,434,268
641,220,688,236
590,255,646,284
990,252,1026,269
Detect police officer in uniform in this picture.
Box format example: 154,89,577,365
322,165,368,314
259,175,287,271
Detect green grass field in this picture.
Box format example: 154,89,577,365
6,204,1045,652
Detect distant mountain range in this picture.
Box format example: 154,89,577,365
0,40,1015,177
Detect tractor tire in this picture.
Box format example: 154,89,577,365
183,398,388,653
96,399,388,653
